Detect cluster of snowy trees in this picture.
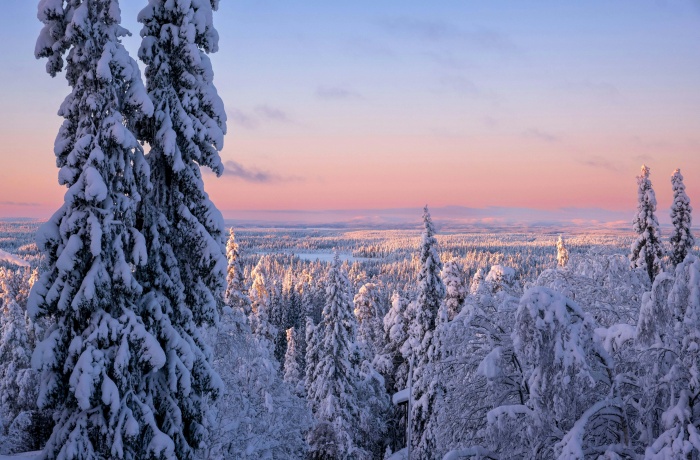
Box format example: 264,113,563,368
629,165,695,284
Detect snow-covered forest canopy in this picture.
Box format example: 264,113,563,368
0,0,698,459
0,187,698,459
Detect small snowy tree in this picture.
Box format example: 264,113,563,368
225,228,250,314
249,262,277,354
304,316,321,411
374,291,410,395
0,297,31,438
669,168,694,267
442,259,467,320
630,165,664,283
403,206,446,459
556,235,569,268
202,306,310,459
0,267,48,453
284,326,303,389
354,282,384,361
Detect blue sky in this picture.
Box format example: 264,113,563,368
1,1,699,225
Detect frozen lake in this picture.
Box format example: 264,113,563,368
256,251,373,263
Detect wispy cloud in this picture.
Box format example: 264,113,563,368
632,153,654,163
0,201,40,207
562,79,622,102
378,18,518,55
344,37,395,58
229,109,258,129
316,86,362,99
228,105,293,129
578,155,620,172
523,128,560,143
316,85,363,100
423,51,471,70
438,76,499,103
221,160,303,184
254,105,292,123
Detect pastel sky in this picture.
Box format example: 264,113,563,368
1,1,699,223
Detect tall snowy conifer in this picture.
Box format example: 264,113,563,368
669,169,694,267
135,0,228,457
403,206,446,458
31,0,174,457
307,254,366,459
630,165,664,283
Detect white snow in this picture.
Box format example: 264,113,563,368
0,453,41,460
0,249,29,267
392,387,409,405
387,448,407,460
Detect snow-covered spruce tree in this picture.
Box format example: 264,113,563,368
442,259,467,320
225,228,251,314
0,295,32,451
304,316,321,411
433,280,521,455
488,287,621,458
284,326,302,390
133,0,229,456
353,282,384,361
402,206,446,459
249,262,277,354
669,168,694,267
556,235,569,268
202,304,310,459
31,0,184,458
636,255,700,457
630,165,664,283
374,291,410,396
0,267,49,453
307,254,366,459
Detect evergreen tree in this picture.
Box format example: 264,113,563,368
442,259,467,320
284,327,303,390
224,228,250,314
630,165,664,283
133,0,229,456
249,264,276,354
374,291,410,395
204,306,310,459
556,235,569,268
307,255,366,459
0,295,31,439
638,255,700,457
0,267,49,453
353,282,384,361
403,206,446,458
304,316,321,411
669,168,694,267
31,1,176,457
